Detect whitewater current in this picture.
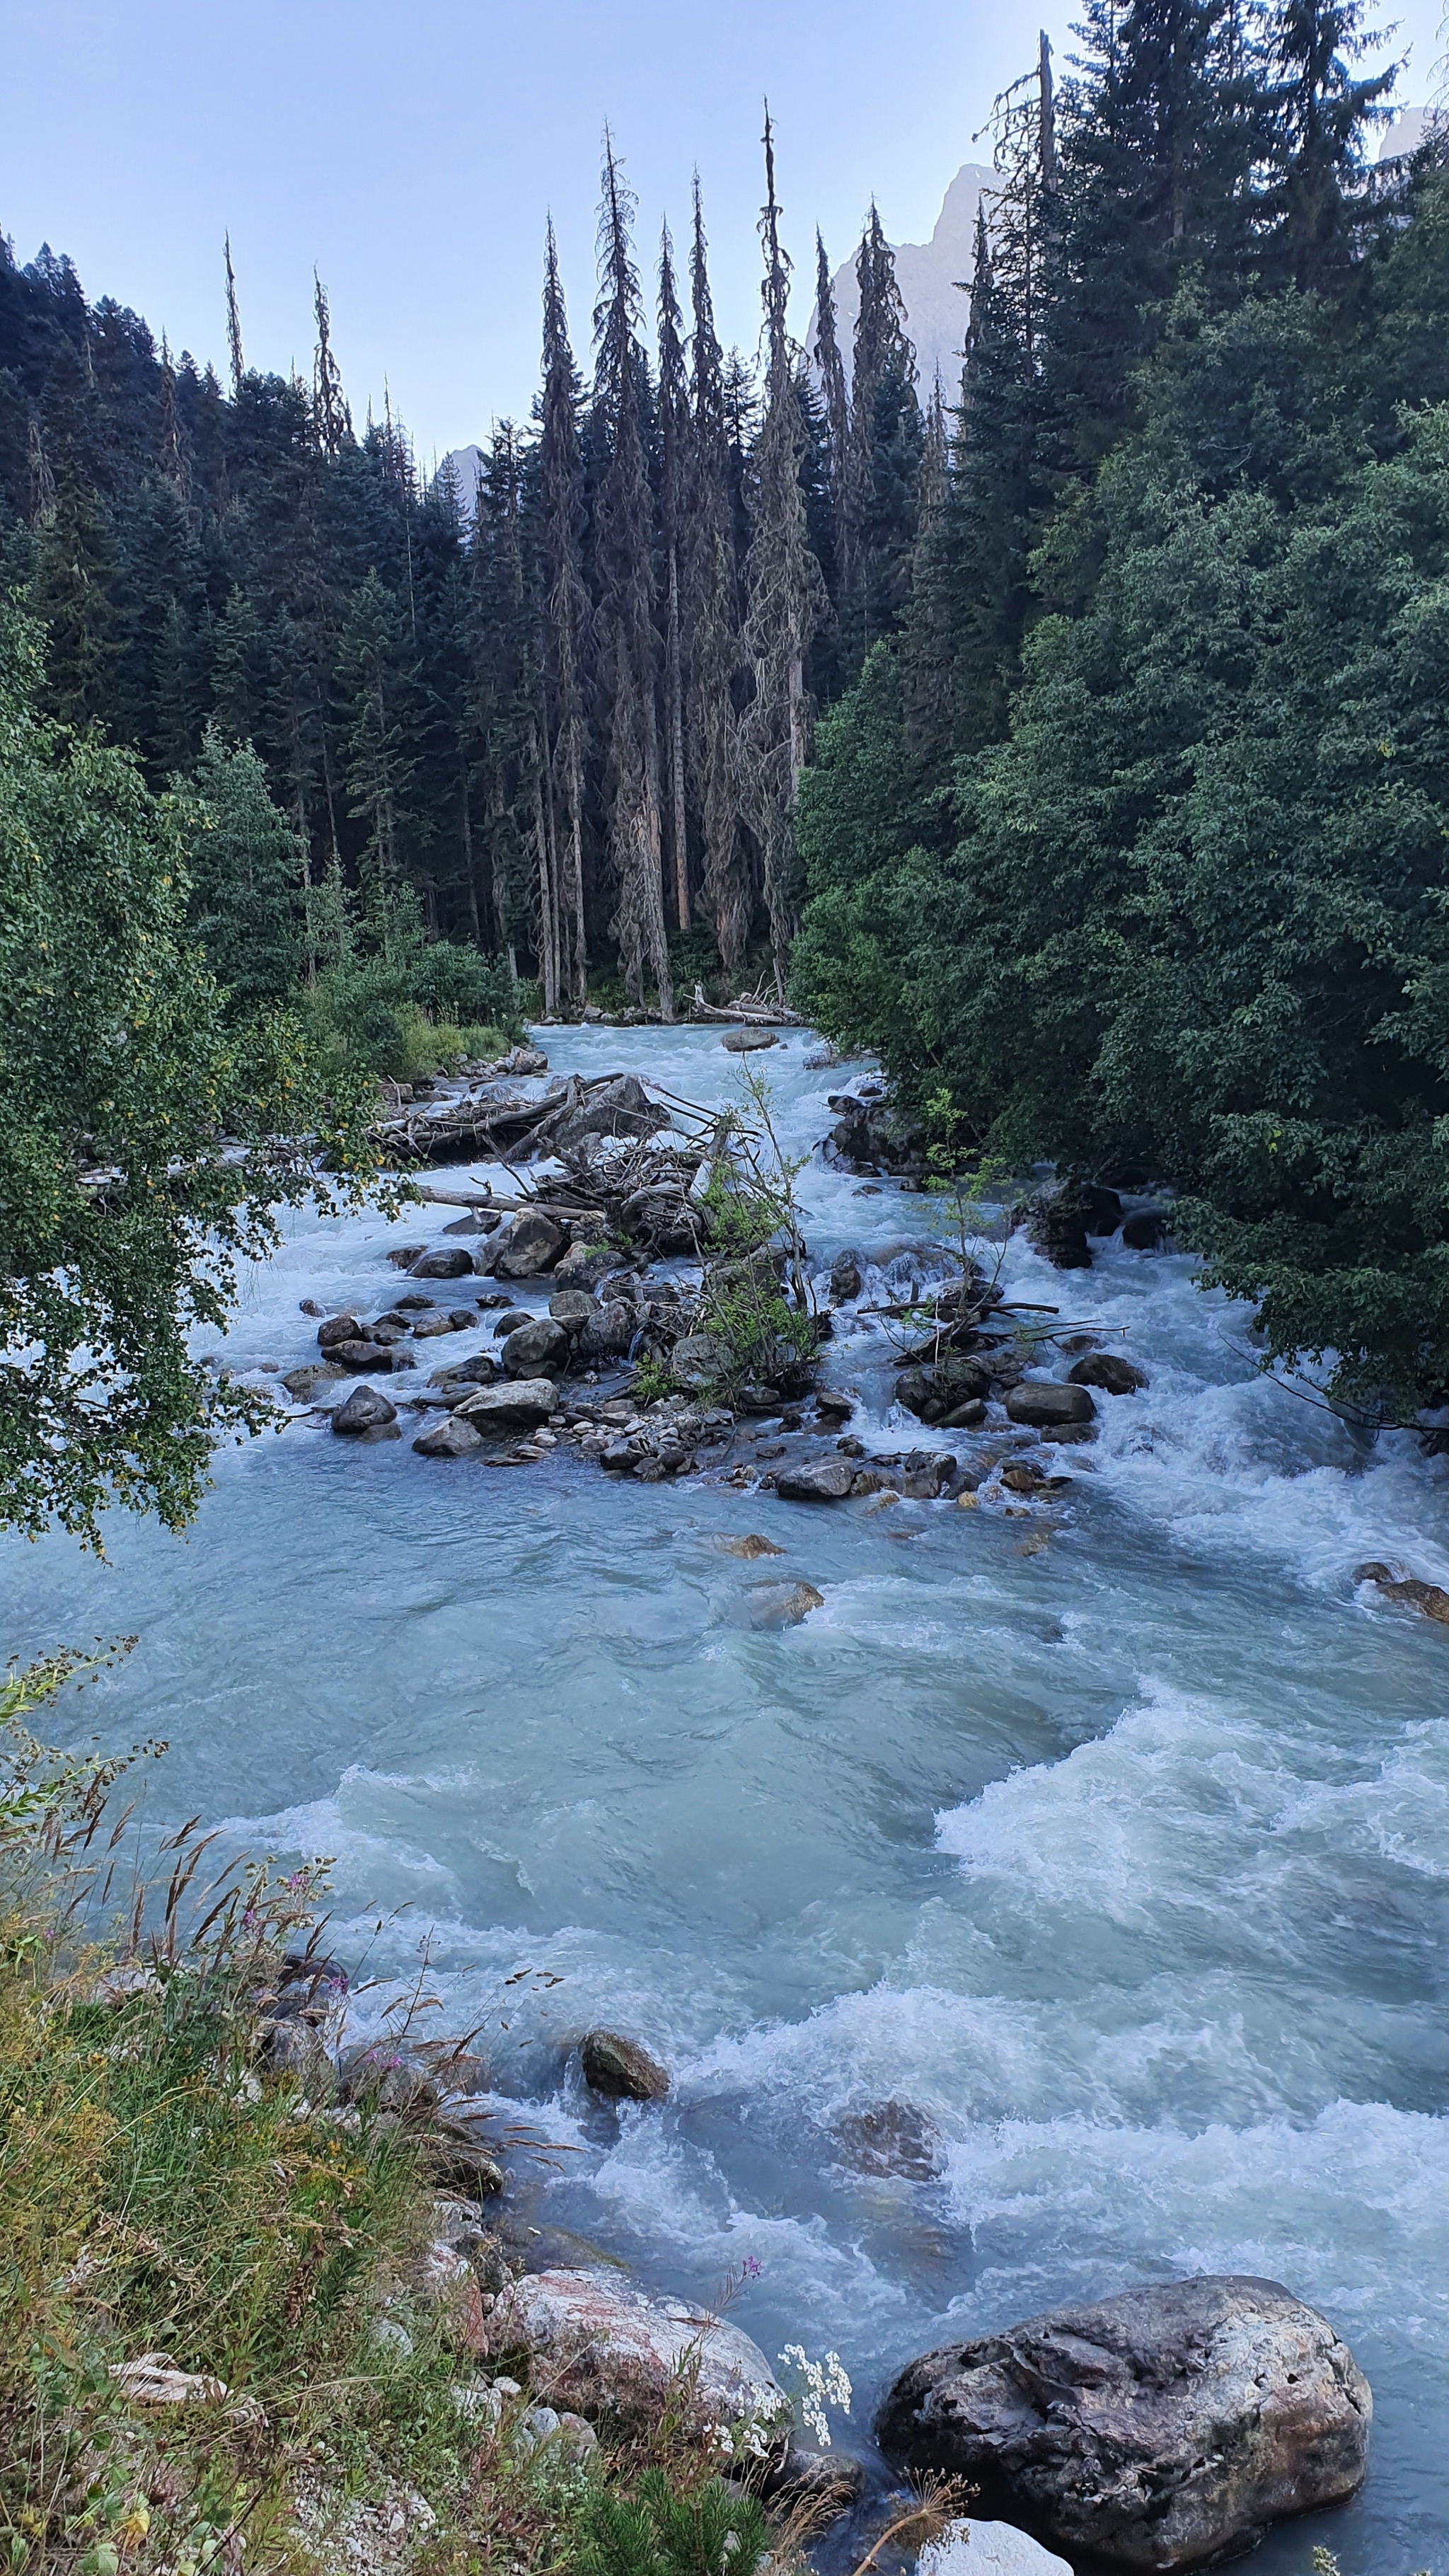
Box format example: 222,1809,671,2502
8,1024,1449,2572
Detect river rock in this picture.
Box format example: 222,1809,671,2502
1121,1208,1169,1250
477,2268,791,2447
1017,1182,1095,1270
1005,1382,1095,1429
502,1317,570,1376
746,1581,825,1628
442,1209,502,1236
553,1240,623,1291
722,1027,778,1051
1070,1353,1147,1394
775,1458,856,1503
580,2028,670,2101
282,1362,345,1401
763,2444,867,2517
829,1252,864,1302
874,2275,1371,2572
548,1288,599,1330
455,1379,558,1431
718,1533,784,1558
671,1332,729,1391
1354,1561,1449,1624
834,2098,944,2180
409,1245,477,1280
413,1414,485,1459
577,1299,639,1363
317,1312,363,1351
553,1072,667,1151
495,1211,566,1278
329,1339,402,1373
411,1310,469,1338
332,1385,398,1434
920,2521,1072,2576
492,1308,534,1336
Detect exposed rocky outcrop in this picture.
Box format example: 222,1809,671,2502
875,2275,1371,2572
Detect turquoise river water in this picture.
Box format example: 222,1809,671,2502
6,1024,1448,2572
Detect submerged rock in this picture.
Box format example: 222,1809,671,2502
717,1532,785,1559
580,2028,670,2102
332,1385,398,1435
1005,1382,1095,1429
746,1581,825,1628
833,2098,944,2180
1354,1561,1449,1624
875,2275,1371,2572
478,2268,790,2446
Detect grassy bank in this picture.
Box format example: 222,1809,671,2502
0,1651,808,2576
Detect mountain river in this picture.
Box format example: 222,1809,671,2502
7,1023,1448,2573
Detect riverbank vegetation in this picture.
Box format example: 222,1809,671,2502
0,1648,792,2576
792,12,1449,1419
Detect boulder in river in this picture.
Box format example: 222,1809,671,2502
495,1211,566,1278
316,1312,362,1351
282,1362,345,1401
874,2275,1371,2572
331,1387,399,1436
327,1339,401,1373
455,1379,558,1431
410,1311,469,1339
552,1072,668,1151
548,1288,599,1330
1070,1353,1147,1394
413,1414,485,1459
408,1245,477,1281
829,1252,864,1302
580,2028,670,2101
721,1027,778,1052
670,1332,729,1391
746,1581,825,1628
577,1299,639,1363
775,1458,856,1503
1005,1382,1096,1429
1354,1561,1449,1624
502,1317,570,1377
477,2268,790,2447
718,1533,785,1559
1121,1208,1169,1250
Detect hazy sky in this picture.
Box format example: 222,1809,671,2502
3,0,1438,467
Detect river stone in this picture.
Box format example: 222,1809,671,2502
495,1211,566,1278
502,1317,570,1376
580,2028,670,2101
670,1332,729,1391
834,2098,944,2180
328,1339,398,1373
1354,1561,1449,1624
919,2521,1072,2576
455,1379,558,1431
409,1245,477,1280
332,1385,398,1435
548,1288,599,1329
577,1299,638,1363
1070,1352,1147,1394
1121,1208,1168,1250
553,1241,622,1292
411,1310,468,1338
492,1309,535,1336
718,1533,785,1559
721,1026,778,1051
552,1072,667,1152
442,1208,502,1235
746,1581,825,1628
1005,1382,1095,1429
413,1414,485,1458
316,1312,363,1351
282,1362,345,1400
775,1457,856,1502
477,2268,790,2447
829,1252,863,1302
874,2275,1372,2572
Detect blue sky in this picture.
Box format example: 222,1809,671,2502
2,0,1438,466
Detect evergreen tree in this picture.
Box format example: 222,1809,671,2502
843,205,922,666
182,724,304,1006
336,566,415,910
811,229,850,606
739,112,828,986
1260,0,1394,289
591,139,674,1014
538,221,591,1005
685,180,747,967
657,223,692,934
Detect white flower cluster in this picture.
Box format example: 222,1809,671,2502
776,2344,853,2449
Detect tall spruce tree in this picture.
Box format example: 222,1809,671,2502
739,112,828,987
591,139,674,1013
538,221,591,1005
182,724,304,1007
812,229,850,604
843,204,922,668
685,179,748,968
657,224,692,934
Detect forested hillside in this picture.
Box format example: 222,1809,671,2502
0,133,923,1027
794,1,1449,1418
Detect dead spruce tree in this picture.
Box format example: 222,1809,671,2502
591,139,674,1015
538,221,591,1005
739,111,826,990
657,224,692,935
684,177,749,969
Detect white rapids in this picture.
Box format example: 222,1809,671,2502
7,1023,1448,2572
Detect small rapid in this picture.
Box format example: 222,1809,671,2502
6,1023,1448,2572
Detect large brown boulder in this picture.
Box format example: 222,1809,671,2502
874,2275,1371,2572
